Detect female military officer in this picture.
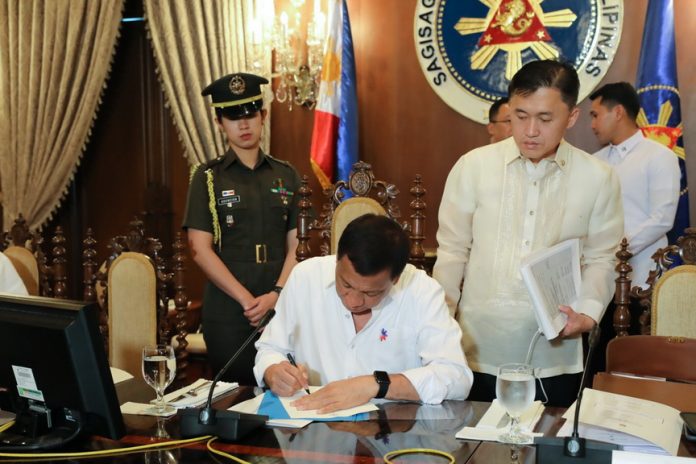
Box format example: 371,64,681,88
183,73,300,384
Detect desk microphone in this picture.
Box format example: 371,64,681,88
535,324,618,463
179,309,275,441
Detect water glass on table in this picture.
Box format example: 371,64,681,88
142,344,176,415
496,363,536,444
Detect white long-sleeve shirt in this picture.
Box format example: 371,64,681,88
433,138,623,377
254,255,473,404
594,130,680,288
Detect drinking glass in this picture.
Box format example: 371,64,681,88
142,344,176,414
496,363,536,444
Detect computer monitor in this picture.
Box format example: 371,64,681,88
0,294,125,450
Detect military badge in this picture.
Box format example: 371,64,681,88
229,75,246,95
414,0,624,123
270,179,294,207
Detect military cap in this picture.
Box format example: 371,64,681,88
202,73,269,119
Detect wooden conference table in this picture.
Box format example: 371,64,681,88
4,383,696,463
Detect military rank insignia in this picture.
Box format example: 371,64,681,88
271,179,294,206
414,0,624,123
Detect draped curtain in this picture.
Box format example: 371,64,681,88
0,0,124,229
144,0,273,166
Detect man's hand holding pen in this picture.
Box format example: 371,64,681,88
264,355,310,397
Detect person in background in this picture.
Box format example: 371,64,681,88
590,82,680,290
487,97,512,143
254,214,472,413
433,60,623,407
183,73,301,384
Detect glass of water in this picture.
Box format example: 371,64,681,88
142,344,176,414
496,363,536,444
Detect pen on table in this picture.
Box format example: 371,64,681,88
286,353,311,395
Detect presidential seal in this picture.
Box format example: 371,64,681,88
414,0,623,124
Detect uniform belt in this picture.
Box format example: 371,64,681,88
223,244,285,263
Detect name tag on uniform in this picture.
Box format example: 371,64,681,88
217,195,240,206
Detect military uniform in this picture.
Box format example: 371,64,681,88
183,149,300,384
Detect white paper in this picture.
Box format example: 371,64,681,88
160,379,238,409
520,238,581,339
612,450,696,463
120,401,177,417
281,386,378,419
455,399,544,443
227,392,318,429
560,388,683,456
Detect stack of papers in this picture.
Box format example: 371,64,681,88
456,399,544,444
557,389,683,456
164,379,238,408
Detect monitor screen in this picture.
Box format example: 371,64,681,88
0,293,125,447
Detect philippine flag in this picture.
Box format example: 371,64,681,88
309,0,359,189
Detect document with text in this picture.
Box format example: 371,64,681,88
520,238,581,340
559,388,683,456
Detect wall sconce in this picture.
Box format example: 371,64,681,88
250,0,326,111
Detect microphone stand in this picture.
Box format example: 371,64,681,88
535,324,618,463
179,309,275,441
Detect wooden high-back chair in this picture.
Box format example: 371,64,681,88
593,335,696,411
613,228,696,337
296,161,428,271
83,218,191,378
0,214,67,298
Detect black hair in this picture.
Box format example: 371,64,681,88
488,97,510,122
589,82,641,121
508,60,579,108
337,214,410,279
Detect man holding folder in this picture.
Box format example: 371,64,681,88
254,214,472,413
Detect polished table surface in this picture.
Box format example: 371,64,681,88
2,383,696,463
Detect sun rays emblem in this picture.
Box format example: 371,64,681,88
455,0,577,80
637,99,685,160
414,0,624,124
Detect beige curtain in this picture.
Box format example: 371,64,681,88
0,0,124,230
144,0,273,166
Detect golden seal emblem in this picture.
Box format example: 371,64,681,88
229,75,246,95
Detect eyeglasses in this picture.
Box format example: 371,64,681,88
490,120,511,124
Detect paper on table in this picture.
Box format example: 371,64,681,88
280,386,378,420
110,367,133,384
455,400,544,443
228,395,312,429
559,388,683,456
120,401,177,417
160,379,238,409
612,450,696,463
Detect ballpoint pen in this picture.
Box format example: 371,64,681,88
286,353,311,395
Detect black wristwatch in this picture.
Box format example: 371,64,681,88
271,286,283,295
373,371,390,399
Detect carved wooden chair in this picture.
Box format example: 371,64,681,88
83,218,191,380
296,161,427,270
613,228,696,338
0,214,68,298
593,335,696,411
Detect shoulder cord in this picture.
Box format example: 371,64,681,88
205,169,222,251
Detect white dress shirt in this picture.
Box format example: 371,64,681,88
254,255,473,404
594,130,680,288
433,138,623,377
0,252,29,295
